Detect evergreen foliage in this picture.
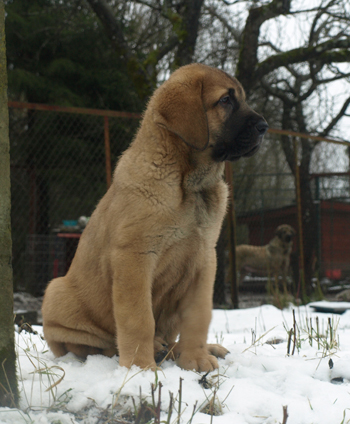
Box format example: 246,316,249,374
6,0,142,111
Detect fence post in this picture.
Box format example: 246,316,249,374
225,162,239,309
315,177,322,276
104,116,112,188
29,166,37,234
293,138,306,300
260,189,264,246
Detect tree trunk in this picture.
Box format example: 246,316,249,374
172,0,205,68
236,0,291,94
0,1,19,407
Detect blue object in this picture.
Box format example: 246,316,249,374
62,220,78,226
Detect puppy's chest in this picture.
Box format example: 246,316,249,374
146,184,227,256
191,186,227,227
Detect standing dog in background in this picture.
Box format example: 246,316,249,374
236,224,295,288
42,63,268,372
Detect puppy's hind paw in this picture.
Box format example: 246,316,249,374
207,343,230,359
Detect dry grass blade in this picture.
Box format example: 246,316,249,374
40,366,65,392
242,326,277,353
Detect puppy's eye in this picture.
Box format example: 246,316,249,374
220,96,230,105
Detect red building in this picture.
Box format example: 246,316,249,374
237,200,350,279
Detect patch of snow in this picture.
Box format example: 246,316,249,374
1,304,350,423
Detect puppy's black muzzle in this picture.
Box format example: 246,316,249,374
212,113,268,162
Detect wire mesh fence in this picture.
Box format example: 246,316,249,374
9,102,140,294
9,102,350,305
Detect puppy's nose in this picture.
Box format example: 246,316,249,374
256,120,269,136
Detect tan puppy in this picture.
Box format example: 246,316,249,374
236,224,295,285
42,63,268,372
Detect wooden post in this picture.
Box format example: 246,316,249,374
293,138,306,300
0,0,19,406
104,116,112,188
225,162,239,309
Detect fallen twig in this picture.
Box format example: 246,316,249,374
281,405,288,424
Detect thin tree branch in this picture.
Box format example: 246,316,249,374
85,0,129,58
308,0,337,45
321,96,350,136
154,35,179,63
256,38,350,80
133,0,162,13
204,5,241,41
261,78,296,106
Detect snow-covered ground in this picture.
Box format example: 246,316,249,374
2,302,350,424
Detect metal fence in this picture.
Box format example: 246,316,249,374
9,102,350,305
9,102,140,295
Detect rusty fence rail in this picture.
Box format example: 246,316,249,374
9,101,350,305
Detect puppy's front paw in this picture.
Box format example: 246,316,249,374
119,355,158,371
176,348,219,372
207,343,230,358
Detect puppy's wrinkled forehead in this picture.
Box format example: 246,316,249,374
203,67,246,102
169,64,246,103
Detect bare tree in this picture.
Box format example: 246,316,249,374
203,0,350,296
85,0,205,99
0,0,19,408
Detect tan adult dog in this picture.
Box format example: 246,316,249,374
236,224,295,286
42,63,268,372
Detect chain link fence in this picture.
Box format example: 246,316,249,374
9,102,140,295
9,102,350,305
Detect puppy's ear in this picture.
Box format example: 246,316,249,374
153,80,209,151
275,226,284,237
